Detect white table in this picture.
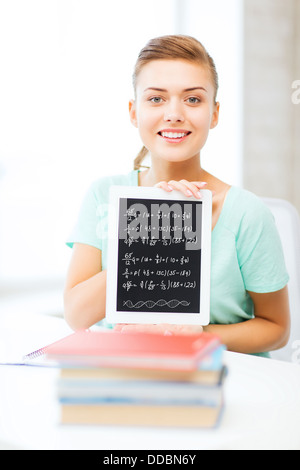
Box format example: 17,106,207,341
0,306,300,450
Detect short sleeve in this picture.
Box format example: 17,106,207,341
236,199,289,293
65,171,139,270
66,182,107,251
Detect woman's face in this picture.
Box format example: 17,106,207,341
129,59,219,164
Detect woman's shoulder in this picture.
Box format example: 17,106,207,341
88,170,139,199
228,186,270,214
221,186,274,232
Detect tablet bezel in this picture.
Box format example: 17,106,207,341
106,186,212,326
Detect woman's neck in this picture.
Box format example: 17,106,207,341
139,156,206,187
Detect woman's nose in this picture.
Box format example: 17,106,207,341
164,113,184,122
163,101,184,122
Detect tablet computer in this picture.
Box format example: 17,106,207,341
106,186,212,326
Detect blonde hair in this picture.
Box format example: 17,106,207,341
132,35,219,170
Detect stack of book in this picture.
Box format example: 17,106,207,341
43,329,227,428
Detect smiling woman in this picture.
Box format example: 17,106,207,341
63,34,290,358
129,58,219,174
131,35,219,171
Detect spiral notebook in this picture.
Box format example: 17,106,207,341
0,340,63,367
22,344,56,365
19,329,221,370
0,351,55,367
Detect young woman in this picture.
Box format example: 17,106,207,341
64,35,290,356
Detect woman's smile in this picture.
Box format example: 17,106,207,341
157,128,192,143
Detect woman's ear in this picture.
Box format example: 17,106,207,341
210,101,220,129
129,99,138,127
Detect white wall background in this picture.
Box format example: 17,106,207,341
0,0,242,290
243,0,300,214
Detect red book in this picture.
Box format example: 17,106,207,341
26,329,221,371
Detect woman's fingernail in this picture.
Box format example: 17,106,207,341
186,189,193,196
197,191,203,198
167,185,173,191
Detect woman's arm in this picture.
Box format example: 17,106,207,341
117,287,290,354
203,286,290,354
153,180,291,354
63,243,107,330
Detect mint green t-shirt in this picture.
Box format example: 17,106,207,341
67,170,289,353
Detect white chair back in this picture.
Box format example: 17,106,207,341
262,197,300,362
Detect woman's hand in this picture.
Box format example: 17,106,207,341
114,323,203,336
155,180,207,199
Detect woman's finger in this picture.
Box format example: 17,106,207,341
167,180,203,199
154,181,173,192
154,180,211,199
114,323,203,336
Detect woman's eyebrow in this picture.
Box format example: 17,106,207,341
143,87,167,92
143,86,207,93
184,87,207,92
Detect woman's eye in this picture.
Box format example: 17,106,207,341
149,97,163,103
187,97,201,104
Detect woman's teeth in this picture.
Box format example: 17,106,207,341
161,132,188,139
